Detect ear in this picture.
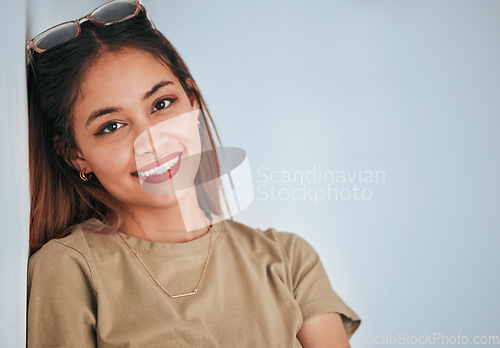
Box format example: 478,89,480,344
53,136,92,173
70,148,92,174
185,78,200,110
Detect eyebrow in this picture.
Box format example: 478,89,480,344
85,80,175,128
143,80,174,100
86,107,121,128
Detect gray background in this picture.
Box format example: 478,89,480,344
1,0,499,346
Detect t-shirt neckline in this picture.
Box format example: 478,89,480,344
85,214,224,255
117,221,223,255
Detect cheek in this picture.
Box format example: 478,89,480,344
149,113,202,153
179,123,202,156
186,122,201,148
173,113,202,151
88,143,133,178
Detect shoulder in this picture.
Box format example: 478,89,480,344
29,219,102,260
220,219,362,338
27,219,114,287
28,229,89,275
27,225,99,347
225,218,312,244
221,219,317,262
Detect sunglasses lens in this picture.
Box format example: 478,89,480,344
91,0,139,23
32,22,79,51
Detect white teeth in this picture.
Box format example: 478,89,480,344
137,155,180,177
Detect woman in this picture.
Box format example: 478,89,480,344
26,0,361,346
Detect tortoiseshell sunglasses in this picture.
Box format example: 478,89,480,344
26,0,146,53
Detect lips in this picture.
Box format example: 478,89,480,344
132,151,183,184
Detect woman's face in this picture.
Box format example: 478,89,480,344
71,48,201,209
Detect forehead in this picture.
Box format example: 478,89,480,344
77,48,179,104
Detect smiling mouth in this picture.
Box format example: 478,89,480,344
132,152,183,183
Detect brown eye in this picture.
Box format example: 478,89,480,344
94,121,125,136
152,97,178,112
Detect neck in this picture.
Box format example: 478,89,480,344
121,187,211,243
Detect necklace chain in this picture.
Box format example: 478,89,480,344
118,224,213,299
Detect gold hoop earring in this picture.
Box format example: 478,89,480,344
79,171,92,181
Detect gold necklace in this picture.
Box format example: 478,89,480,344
118,224,213,299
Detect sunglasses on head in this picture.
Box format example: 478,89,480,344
26,0,152,54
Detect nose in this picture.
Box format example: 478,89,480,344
133,118,171,157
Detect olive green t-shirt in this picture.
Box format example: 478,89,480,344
27,217,361,347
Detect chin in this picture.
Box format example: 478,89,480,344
144,188,191,209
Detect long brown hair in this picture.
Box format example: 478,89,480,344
27,6,225,255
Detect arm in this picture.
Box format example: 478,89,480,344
27,240,97,347
297,312,350,348
276,232,361,342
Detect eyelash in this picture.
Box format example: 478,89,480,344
93,96,179,136
152,96,178,113
93,121,125,136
